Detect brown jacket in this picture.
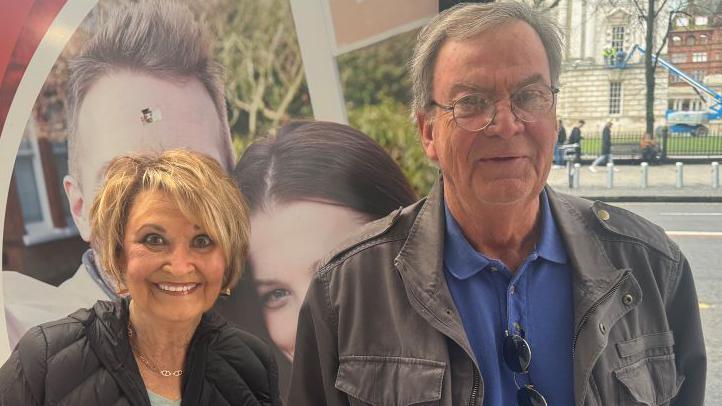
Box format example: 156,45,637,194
288,179,705,406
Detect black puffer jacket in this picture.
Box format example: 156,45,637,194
0,299,281,406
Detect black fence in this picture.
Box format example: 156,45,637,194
579,130,722,160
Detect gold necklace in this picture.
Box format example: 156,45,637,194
127,322,183,377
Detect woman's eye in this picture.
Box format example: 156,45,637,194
142,234,165,246
193,235,213,248
261,288,291,309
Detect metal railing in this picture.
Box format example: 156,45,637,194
577,130,722,160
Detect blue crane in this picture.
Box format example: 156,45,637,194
617,44,721,136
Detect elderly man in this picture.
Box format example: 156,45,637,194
4,0,235,347
288,3,705,406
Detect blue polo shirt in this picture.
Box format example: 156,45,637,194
443,191,574,406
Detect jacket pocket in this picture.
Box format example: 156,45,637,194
334,355,445,406
613,354,685,405
616,331,675,359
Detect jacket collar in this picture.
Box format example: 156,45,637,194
443,189,567,280
396,177,630,326
394,176,635,356
394,177,474,360
79,298,229,405
544,187,629,324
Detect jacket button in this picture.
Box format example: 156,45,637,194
599,322,606,335
597,209,610,221
622,294,634,305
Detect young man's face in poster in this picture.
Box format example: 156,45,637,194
65,71,229,241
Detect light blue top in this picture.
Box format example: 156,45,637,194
148,390,181,406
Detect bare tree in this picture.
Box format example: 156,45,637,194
192,0,309,144
627,0,690,134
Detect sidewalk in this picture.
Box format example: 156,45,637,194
547,163,722,202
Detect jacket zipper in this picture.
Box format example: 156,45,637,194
571,271,630,358
468,366,480,406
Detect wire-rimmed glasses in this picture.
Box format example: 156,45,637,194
431,83,559,132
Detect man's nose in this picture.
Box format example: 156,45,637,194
483,101,524,138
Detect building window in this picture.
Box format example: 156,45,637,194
695,16,708,26
700,34,708,44
672,35,682,44
691,70,705,82
692,52,708,62
677,17,689,27
609,81,622,114
671,53,687,63
686,35,696,46
611,26,625,53
15,138,43,224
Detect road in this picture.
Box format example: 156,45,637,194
615,202,722,402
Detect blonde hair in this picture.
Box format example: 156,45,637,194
90,149,249,291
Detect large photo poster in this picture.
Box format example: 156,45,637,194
1,0,436,393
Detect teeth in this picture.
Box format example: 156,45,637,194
157,283,198,293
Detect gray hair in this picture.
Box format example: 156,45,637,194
410,1,564,114
66,0,233,178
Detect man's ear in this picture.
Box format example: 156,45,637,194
417,111,439,162
63,175,91,241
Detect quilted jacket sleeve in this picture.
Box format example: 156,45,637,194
0,326,47,406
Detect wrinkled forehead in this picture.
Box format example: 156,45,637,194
433,21,550,95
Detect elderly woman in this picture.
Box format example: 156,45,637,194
0,150,281,405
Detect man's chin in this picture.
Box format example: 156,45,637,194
472,179,540,206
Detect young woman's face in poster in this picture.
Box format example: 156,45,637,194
249,201,367,360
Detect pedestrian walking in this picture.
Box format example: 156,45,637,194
589,121,616,172
567,119,584,163
553,119,566,168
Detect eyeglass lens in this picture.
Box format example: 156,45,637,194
503,333,548,406
452,84,555,132
517,385,548,406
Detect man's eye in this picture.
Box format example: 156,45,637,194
142,234,165,246
515,88,550,109
457,94,489,107
454,95,490,116
193,235,213,248
261,289,291,309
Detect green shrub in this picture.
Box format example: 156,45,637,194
348,98,436,196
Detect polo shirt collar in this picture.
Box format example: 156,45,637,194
443,190,567,280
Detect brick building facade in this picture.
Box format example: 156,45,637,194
666,5,722,128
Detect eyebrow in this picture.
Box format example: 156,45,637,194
447,74,547,99
515,74,546,89
254,279,287,289
254,260,322,289
137,223,165,233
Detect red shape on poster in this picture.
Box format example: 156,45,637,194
0,0,67,138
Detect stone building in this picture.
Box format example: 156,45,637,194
552,0,670,136
666,2,722,130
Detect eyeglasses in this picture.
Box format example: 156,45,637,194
431,83,559,132
503,331,548,406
